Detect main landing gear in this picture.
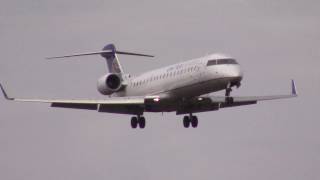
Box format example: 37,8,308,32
131,115,146,129
183,114,198,128
130,114,199,129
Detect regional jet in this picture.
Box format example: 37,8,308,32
0,44,297,129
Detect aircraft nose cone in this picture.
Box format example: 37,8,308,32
237,69,244,79
227,66,243,84
229,66,243,78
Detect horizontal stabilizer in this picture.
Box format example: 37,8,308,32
46,50,154,59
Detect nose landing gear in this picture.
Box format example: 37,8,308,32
225,83,234,104
225,86,232,97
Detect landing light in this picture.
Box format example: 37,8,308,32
198,97,203,101
153,98,160,102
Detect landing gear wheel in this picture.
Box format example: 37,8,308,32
191,116,198,128
236,82,241,88
226,96,234,104
131,117,138,129
183,116,190,128
138,116,146,129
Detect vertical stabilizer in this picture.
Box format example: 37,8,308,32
101,44,124,73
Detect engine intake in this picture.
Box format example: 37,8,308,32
97,73,122,95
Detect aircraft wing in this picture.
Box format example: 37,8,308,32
0,96,144,105
205,80,297,108
177,80,297,114
0,83,145,111
209,93,296,104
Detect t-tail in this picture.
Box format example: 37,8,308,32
101,44,123,73
46,43,154,74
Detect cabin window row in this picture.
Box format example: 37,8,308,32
130,66,200,87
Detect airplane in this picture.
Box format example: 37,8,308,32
0,44,297,129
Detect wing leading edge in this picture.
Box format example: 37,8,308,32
207,80,297,103
0,83,144,111
176,80,297,115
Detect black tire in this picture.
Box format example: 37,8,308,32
131,116,138,129
183,116,190,128
225,96,234,104
138,116,146,129
191,116,198,128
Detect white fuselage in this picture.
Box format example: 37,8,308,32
114,54,243,99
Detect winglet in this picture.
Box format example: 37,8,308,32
291,79,298,96
0,83,14,100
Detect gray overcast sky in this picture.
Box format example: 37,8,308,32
0,0,319,180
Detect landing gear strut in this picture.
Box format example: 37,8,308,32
225,83,232,97
225,83,234,104
131,115,146,129
183,114,198,128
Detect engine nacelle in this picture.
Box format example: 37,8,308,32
97,73,123,95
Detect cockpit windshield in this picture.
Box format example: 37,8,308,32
207,59,238,66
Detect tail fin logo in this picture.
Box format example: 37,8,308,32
102,44,123,74
111,57,121,73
